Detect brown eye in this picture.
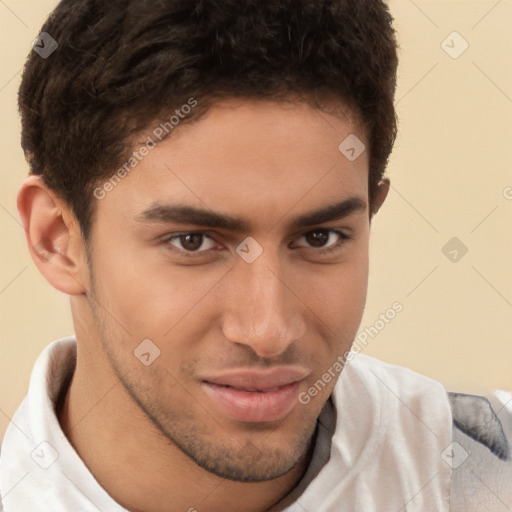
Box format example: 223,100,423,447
179,233,204,251
304,230,330,247
165,232,217,253
296,229,347,250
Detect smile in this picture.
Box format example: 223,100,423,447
202,381,302,423
200,367,308,423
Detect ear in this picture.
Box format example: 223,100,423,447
17,175,89,295
370,178,390,219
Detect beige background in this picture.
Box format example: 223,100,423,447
1,0,511,439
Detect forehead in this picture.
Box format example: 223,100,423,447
95,99,369,229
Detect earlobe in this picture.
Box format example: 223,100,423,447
17,175,88,296
370,178,390,218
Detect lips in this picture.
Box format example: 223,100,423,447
201,368,308,423
203,368,308,391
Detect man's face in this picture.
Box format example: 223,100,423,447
85,99,372,482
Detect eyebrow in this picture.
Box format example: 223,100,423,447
136,196,367,232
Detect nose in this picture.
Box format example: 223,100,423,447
220,251,306,358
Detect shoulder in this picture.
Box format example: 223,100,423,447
348,355,512,509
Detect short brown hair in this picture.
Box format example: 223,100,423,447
19,0,398,241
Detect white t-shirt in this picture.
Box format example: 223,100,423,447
0,337,454,511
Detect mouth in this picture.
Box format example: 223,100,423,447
200,368,308,423
212,383,289,392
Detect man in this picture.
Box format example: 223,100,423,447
1,0,511,510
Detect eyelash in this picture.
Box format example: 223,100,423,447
161,229,351,258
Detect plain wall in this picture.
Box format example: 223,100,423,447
1,0,511,439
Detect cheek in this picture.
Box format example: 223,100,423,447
88,233,165,335
299,246,369,334
90,239,223,339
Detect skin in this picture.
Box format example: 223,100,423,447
18,98,389,512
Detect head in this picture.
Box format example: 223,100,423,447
17,0,398,483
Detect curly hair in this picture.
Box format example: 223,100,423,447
18,0,398,241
